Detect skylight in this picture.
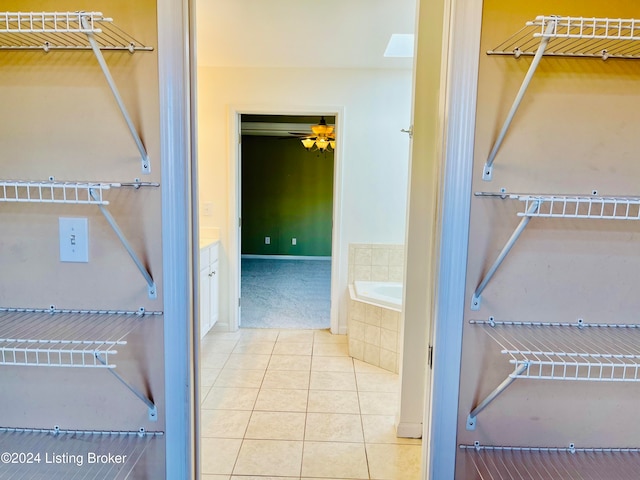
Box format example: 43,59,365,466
384,34,414,58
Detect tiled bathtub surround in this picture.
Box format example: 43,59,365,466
347,244,404,373
348,243,405,284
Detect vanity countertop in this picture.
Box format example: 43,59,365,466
200,237,219,249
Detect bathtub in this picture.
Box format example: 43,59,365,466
349,280,403,312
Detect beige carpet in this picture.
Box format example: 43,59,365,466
240,258,331,329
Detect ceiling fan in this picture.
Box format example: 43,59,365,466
288,116,336,152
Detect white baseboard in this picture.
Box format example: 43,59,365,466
242,254,331,261
211,321,232,333
396,422,423,439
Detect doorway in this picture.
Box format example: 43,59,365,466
239,114,335,329
228,108,344,333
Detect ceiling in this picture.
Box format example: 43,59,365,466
241,114,336,136
195,0,417,69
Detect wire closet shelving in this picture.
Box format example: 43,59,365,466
471,193,640,310
0,179,160,299
458,443,640,480
0,427,163,479
466,319,640,430
0,308,162,421
0,11,164,469
482,15,640,181
0,11,154,174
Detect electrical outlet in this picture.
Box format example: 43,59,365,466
203,202,213,216
292,238,297,246
59,217,89,263
265,236,271,245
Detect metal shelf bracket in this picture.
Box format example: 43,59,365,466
483,18,557,181
80,15,151,174
471,198,540,310
466,361,529,430
96,353,157,421
90,188,157,299
483,15,640,180
0,12,153,174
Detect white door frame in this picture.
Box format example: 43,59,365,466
227,105,345,333
425,0,482,477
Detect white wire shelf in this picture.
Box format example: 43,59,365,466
0,308,159,368
489,16,640,60
515,194,640,220
470,193,640,310
474,320,640,382
466,320,640,430
0,179,160,299
482,15,640,181
0,180,159,205
0,308,162,421
0,12,153,52
459,443,640,480
477,193,640,220
0,427,163,479
1,12,154,174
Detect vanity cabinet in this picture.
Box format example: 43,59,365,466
200,241,219,339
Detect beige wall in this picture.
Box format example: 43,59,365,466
0,1,165,467
457,0,640,451
197,66,413,332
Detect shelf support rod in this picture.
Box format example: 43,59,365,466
471,199,540,310
482,18,557,181
81,16,151,174
90,189,157,299
96,354,158,421
466,361,529,430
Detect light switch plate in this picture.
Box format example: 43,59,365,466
59,217,89,263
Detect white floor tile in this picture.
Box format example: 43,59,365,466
224,353,271,371
310,371,357,391
201,438,242,475
366,443,422,480
313,342,349,356
234,439,303,477
254,388,308,412
311,356,354,373
261,369,310,389
245,411,306,440
201,327,420,480
202,387,259,410
267,354,311,371
305,412,364,442
301,441,368,479
201,409,251,438
272,341,313,355
214,368,265,388
307,390,360,414
356,371,399,392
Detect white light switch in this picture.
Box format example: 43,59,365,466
59,217,89,263
292,238,297,245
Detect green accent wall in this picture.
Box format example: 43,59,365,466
241,135,334,256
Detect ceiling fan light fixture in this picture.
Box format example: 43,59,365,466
301,137,316,149
315,138,330,151
299,116,336,152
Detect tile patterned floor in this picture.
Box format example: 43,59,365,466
200,328,422,480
